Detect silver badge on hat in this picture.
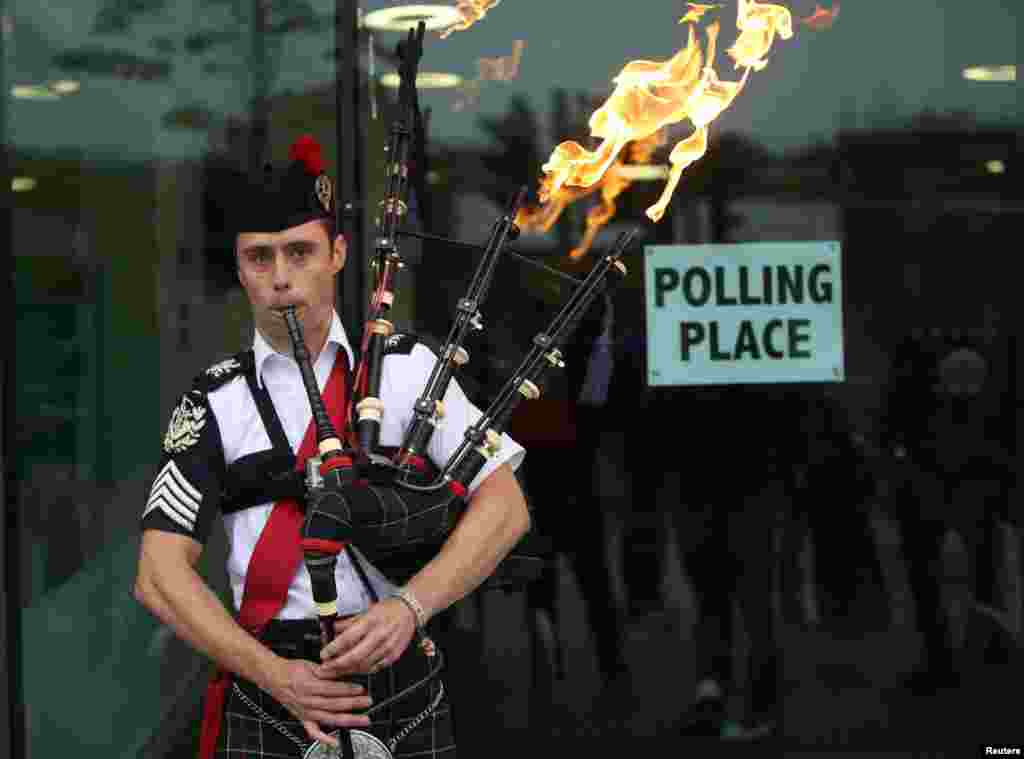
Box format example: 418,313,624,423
315,174,333,213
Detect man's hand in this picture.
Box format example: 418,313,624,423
270,658,373,747
318,598,417,677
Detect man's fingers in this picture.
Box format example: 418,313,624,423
306,711,372,728
323,619,369,658
333,616,358,635
303,694,373,713
325,636,379,673
323,639,376,667
306,678,367,697
303,720,338,747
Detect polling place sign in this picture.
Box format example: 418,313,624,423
644,241,844,386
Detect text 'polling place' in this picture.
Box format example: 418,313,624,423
644,242,845,386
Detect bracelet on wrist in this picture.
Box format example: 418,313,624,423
392,587,428,630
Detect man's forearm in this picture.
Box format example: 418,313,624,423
405,464,530,620
135,547,285,692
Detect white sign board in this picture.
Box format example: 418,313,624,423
644,241,845,386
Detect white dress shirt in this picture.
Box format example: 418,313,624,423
206,311,525,619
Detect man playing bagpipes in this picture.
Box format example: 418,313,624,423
133,129,530,758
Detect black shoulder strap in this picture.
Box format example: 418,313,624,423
242,352,293,456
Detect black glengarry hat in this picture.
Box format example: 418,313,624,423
231,134,334,234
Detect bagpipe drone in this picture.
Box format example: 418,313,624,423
285,23,637,649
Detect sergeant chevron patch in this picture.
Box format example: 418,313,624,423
144,460,202,532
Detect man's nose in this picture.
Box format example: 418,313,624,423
271,254,291,290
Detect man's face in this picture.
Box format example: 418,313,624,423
236,219,346,343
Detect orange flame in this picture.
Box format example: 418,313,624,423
439,0,502,39
478,39,526,81
568,133,663,259
452,40,525,112
517,0,794,255
726,0,794,71
801,2,839,31
680,3,720,24
515,133,664,260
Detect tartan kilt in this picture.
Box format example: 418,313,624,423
215,619,456,759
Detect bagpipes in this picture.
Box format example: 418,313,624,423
285,23,637,646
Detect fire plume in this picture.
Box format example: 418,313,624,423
453,39,525,112
801,2,839,31
513,135,662,260
726,0,793,71
680,3,720,24
439,0,502,38
516,0,793,256
567,134,662,259
478,39,526,81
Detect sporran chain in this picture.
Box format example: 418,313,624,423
231,676,444,757
231,682,309,753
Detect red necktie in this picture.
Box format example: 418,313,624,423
198,348,349,759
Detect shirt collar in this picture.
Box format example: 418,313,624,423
253,310,354,389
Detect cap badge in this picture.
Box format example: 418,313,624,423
315,175,333,213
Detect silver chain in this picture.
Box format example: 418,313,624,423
231,678,444,755
232,682,310,753
386,681,444,751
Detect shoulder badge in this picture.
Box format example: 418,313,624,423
383,333,419,356
206,357,241,379
164,390,208,454
193,350,252,392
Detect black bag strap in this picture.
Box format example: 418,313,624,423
243,351,293,457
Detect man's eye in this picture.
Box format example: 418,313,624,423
288,248,310,259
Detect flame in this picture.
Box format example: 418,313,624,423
517,0,793,255
801,2,839,31
567,133,663,259
439,0,502,38
452,40,525,112
680,3,720,24
516,133,665,260
726,0,794,71
478,38,526,81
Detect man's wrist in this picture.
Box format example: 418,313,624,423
254,649,289,695
391,587,428,630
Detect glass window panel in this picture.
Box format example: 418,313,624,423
3,0,1021,753
359,0,1021,740
5,1,342,755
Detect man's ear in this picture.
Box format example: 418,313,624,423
234,239,244,285
332,234,347,273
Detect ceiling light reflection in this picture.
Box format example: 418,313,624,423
379,71,462,88
11,84,60,100
962,65,1016,82
11,80,81,99
51,80,80,94
363,5,462,32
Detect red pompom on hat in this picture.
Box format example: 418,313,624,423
289,134,324,175
220,134,333,234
